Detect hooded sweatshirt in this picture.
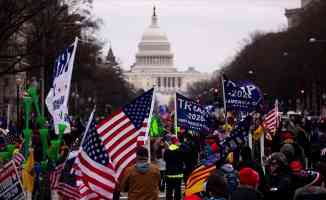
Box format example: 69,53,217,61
120,162,160,200
219,164,239,194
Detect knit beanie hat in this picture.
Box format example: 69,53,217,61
289,160,303,173
239,167,260,187
136,146,149,160
280,143,295,161
269,152,288,167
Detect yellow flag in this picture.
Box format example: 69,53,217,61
22,149,35,192
253,125,264,141
185,164,216,196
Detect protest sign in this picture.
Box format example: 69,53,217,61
176,93,211,133
0,161,24,200
223,79,262,113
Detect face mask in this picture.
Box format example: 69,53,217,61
136,162,149,173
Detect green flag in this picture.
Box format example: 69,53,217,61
150,116,163,137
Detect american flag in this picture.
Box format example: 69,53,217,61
96,88,154,180
50,162,65,190
56,152,80,200
13,152,25,177
262,101,280,134
73,111,116,200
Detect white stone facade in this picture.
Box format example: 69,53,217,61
123,7,210,104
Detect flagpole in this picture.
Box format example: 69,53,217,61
221,73,227,122
174,92,178,136
145,88,156,162
79,108,95,152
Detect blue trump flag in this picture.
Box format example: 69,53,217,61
176,93,211,133
223,79,263,113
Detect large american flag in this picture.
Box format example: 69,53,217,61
262,101,280,134
73,111,116,200
96,88,154,180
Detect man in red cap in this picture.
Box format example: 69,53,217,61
231,167,263,200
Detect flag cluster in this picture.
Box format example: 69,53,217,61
71,88,154,199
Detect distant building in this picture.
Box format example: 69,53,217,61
123,7,210,104
105,45,118,67
0,33,27,122
285,0,318,28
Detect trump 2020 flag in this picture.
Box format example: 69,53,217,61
176,93,211,133
223,79,262,113
46,37,78,134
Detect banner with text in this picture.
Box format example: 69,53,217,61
0,161,24,200
176,93,211,133
46,38,78,134
223,79,263,113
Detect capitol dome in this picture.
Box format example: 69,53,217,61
141,13,168,42
132,7,175,73
141,26,168,42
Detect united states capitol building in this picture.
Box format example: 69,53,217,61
123,7,210,104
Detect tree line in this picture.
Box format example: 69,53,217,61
0,0,136,117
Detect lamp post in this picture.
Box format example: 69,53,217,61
15,77,23,127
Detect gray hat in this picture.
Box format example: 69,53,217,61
270,152,288,167
280,144,295,161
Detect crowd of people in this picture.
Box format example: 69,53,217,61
120,114,326,200
1,111,326,200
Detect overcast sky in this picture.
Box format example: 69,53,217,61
92,0,300,72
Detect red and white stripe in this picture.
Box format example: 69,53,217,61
56,182,80,200
50,163,65,190
263,102,280,133
11,152,24,178
97,110,148,180
73,150,116,200
13,152,24,167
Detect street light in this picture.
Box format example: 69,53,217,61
309,37,326,43
15,77,23,127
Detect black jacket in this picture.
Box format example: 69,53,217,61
231,187,263,200
164,145,184,176
264,173,293,200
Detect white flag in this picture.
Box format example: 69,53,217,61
46,37,78,134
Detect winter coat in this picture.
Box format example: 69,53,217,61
218,164,239,194
120,163,160,200
264,173,293,200
164,144,184,177
231,186,263,200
